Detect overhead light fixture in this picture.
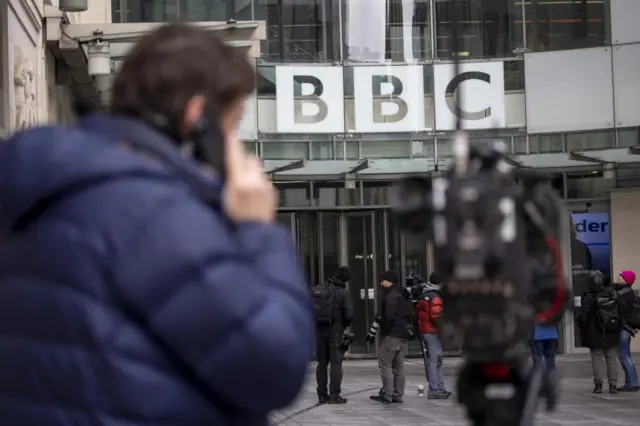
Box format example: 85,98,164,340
87,40,111,76
59,0,88,12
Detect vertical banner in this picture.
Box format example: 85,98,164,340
275,66,345,133
433,61,506,131
352,65,425,133
238,93,258,140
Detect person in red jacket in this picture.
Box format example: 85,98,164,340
416,272,451,399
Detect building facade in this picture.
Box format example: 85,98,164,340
13,0,640,354
0,0,101,138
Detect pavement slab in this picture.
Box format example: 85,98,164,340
271,355,640,426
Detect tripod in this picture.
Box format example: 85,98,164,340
456,357,558,426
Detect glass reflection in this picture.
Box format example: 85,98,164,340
255,0,335,63
344,0,433,62
525,0,607,52
434,0,524,59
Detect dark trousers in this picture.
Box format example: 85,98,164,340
316,326,343,397
531,339,557,375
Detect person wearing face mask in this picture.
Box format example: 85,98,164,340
0,23,314,426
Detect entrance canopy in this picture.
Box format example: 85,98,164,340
43,5,265,108
265,147,640,181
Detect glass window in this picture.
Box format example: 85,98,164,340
436,138,452,156
529,133,563,153
504,60,525,91
361,140,411,159
565,130,615,152
111,0,252,23
566,171,614,199
275,182,311,207
363,182,390,205
245,141,257,154
514,135,527,154
525,0,607,52
435,0,525,59
311,141,334,159
262,141,310,159
257,66,276,96
618,128,638,148
346,140,359,159
412,139,436,157
255,0,335,63
344,0,433,63
315,183,360,207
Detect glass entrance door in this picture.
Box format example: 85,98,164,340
562,199,611,353
345,212,378,355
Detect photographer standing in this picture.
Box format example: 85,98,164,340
0,24,314,426
416,272,452,399
314,267,354,404
370,270,414,404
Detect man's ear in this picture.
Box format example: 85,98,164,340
182,95,207,134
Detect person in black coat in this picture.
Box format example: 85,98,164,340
576,271,620,394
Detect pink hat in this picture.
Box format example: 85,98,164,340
620,270,636,285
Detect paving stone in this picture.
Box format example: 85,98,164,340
271,354,640,425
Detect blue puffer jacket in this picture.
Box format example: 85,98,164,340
0,115,315,426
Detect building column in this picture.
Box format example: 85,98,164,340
610,188,640,352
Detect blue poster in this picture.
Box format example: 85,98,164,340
571,212,611,280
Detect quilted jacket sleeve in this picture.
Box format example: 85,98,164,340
112,194,315,414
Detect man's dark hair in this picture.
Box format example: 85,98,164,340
429,272,442,285
110,23,256,138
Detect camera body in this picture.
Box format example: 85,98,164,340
392,135,568,364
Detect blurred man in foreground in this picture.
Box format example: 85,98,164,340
0,24,314,425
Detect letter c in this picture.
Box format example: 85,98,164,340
445,71,492,121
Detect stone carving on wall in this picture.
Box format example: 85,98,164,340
13,46,36,131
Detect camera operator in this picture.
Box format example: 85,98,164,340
416,272,452,399
0,24,314,426
370,270,415,404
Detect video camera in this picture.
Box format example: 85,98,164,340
391,134,570,426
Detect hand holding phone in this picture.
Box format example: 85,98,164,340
223,129,277,224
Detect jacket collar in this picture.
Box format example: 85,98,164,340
77,114,222,205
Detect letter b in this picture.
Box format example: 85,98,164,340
372,75,408,123
293,75,328,124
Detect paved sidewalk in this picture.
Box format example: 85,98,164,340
271,356,640,426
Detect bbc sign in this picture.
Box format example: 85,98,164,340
275,62,506,133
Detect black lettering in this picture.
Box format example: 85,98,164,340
588,222,600,232
575,220,586,233
371,75,408,123
601,222,608,232
445,71,491,120
574,220,609,233
293,75,328,124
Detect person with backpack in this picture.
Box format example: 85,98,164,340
313,266,353,404
577,270,621,394
370,270,415,404
416,272,451,399
614,270,639,392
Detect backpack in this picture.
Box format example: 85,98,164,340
312,282,337,324
624,292,640,330
595,293,622,334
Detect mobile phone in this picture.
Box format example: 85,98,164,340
191,102,226,182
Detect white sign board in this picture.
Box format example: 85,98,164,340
433,61,506,131
353,65,425,133
275,66,345,133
